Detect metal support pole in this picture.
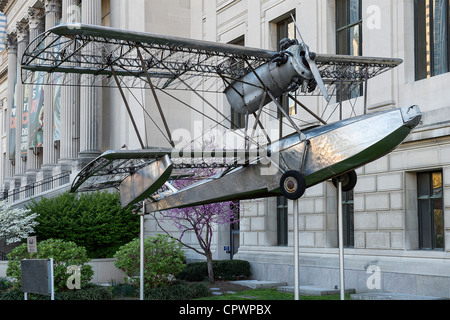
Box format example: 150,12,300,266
50,258,54,301
364,69,369,115
140,202,145,301
293,199,300,300
339,80,343,121
337,78,345,301
337,181,345,300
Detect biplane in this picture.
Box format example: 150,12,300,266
21,21,422,211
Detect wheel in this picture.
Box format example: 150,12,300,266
332,170,358,192
280,170,306,200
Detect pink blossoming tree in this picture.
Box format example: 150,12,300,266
152,166,239,284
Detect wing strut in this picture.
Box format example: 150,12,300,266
250,91,271,146
136,46,175,148
139,46,238,129
110,66,146,149
243,58,307,141
288,94,327,125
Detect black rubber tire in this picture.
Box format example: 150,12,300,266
332,170,358,192
280,170,306,200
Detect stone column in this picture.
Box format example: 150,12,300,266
14,22,28,177
78,0,102,167
26,7,45,178
35,0,61,193
3,34,17,191
41,0,61,172
57,0,80,174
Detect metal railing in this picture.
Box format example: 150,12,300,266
0,172,71,203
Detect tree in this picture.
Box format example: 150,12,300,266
0,200,38,255
151,167,239,284
27,191,140,258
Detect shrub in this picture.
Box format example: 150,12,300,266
114,234,185,289
27,191,140,258
6,239,94,292
144,281,211,300
0,277,12,291
0,284,112,300
177,259,251,281
0,287,23,300
214,259,251,280
56,284,112,300
110,282,138,298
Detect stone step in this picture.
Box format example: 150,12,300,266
229,280,287,289
351,292,448,300
277,285,355,296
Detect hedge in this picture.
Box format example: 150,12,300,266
177,259,251,282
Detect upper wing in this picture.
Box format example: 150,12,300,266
21,23,274,92
22,23,401,96
315,54,402,99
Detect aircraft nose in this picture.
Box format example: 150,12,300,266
401,105,422,129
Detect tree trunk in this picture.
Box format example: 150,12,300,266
206,250,214,284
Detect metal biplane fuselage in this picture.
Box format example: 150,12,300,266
20,23,421,211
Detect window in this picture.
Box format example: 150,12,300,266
415,0,450,80
417,171,444,249
342,190,354,248
277,196,288,246
277,15,297,118
336,0,362,100
230,202,240,259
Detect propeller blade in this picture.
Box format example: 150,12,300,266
290,13,330,103
305,51,330,102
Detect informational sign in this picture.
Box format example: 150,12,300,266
27,236,37,253
21,259,53,297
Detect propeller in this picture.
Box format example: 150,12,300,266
290,14,330,103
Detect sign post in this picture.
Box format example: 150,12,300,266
337,181,345,300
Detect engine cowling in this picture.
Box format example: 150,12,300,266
225,44,314,115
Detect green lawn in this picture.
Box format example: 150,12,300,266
196,288,351,300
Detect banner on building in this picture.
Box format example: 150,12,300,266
21,88,29,157
9,66,17,161
53,72,62,143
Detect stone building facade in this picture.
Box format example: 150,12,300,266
186,0,450,298
1,0,450,298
